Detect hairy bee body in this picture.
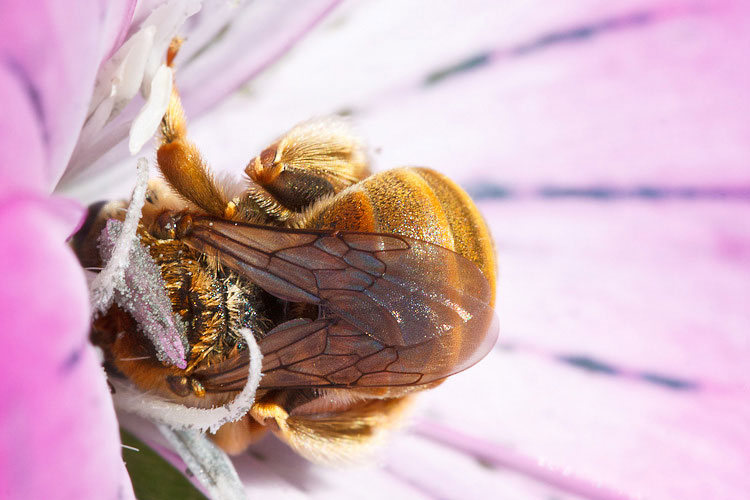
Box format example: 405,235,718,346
306,167,496,302
91,226,271,407
82,164,496,457
77,51,497,463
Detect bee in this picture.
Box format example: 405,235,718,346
73,44,497,463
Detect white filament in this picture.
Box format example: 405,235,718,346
113,328,263,433
89,157,149,312
158,426,246,500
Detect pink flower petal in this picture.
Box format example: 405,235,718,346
182,1,750,189
174,2,749,498
0,63,46,198
350,1,750,187
462,200,748,500
0,2,137,497
0,0,136,192
178,0,343,115
41,1,750,498
102,1,139,61
59,0,340,196
0,195,134,499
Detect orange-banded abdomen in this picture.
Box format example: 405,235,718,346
305,167,496,305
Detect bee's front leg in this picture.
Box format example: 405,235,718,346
156,39,231,218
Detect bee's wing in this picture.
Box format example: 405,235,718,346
186,217,497,389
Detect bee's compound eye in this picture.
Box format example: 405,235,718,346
154,212,177,239
176,213,193,237
264,169,336,211
166,375,192,397
153,211,193,240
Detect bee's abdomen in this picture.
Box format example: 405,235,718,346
306,167,496,304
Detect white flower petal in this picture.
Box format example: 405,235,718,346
75,95,115,159
63,1,202,184
139,0,202,97
110,28,157,112
88,26,155,120
129,63,173,154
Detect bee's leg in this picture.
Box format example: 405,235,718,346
228,118,371,225
210,414,269,455
156,39,229,217
241,391,415,463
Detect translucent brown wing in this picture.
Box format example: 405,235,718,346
186,216,496,389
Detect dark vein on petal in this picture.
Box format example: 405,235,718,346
3,57,48,145
558,354,698,391
509,11,652,57
424,53,491,86
59,341,86,374
497,342,701,392
424,10,654,86
467,184,516,200
557,355,620,376
465,184,750,202
536,185,750,201
639,372,698,390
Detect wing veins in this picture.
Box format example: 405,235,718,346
185,218,496,391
